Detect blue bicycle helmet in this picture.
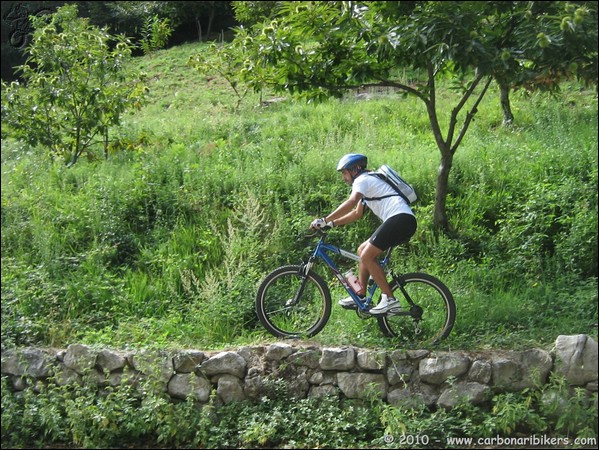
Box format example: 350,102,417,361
336,153,368,171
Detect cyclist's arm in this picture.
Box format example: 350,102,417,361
324,191,364,226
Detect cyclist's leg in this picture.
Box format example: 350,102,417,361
358,242,390,296
362,214,417,298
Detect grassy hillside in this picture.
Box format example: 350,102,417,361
1,41,597,352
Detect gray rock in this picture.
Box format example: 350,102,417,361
320,347,355,371
201,351,247,378
554,335,598,386
337,372,387,399
419,354,470,385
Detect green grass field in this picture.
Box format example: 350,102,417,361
1,41,597,353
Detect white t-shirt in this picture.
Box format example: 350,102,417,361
352,172,414,222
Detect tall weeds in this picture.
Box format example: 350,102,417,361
1,42,597,351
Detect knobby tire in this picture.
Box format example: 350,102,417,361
377,272,456,345
255,265,331,338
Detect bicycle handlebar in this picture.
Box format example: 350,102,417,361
305,225,332,239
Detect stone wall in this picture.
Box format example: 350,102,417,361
2,335,597,409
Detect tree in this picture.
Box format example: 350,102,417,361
94,1,178,37
232,1,282,27
1,4,148,166
210,1,597,231
490,2,598,125
174,1,232,42
140,15,173,54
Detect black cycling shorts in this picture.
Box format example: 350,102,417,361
369,213,417,251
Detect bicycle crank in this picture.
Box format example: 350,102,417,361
409,304,423,320
355,310,372,319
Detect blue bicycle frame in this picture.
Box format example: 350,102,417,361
304,232,392,312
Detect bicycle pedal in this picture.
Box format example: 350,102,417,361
340,303,358,310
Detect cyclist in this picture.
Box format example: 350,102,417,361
310,153,417,315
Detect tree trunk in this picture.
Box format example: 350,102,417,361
422,64,453,233
104,128,109,160
499,82,514,126
196,17,202,41
423,72,492,233
433,148,452,233
206,7,215,40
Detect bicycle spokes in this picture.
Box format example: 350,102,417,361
377,273,456,345
256,265,332,338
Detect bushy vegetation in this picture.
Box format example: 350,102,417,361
2,369,596,449
1,5,148,166
1,39,597,449
1,41,597,354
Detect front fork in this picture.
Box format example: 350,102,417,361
301,258,315,277
286,259,315,307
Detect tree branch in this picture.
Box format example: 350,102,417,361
451,75,493,155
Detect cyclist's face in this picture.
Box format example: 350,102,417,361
341,169,353,184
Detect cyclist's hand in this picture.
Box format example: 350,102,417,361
310,217,334,230
310,217,326,229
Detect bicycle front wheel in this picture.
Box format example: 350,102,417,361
378,272,456,345
256,265,331,338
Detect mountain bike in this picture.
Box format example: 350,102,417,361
255,228,456,345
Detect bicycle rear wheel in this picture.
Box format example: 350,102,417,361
377,272,456,345
256,265,331,338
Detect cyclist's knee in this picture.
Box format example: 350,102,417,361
360,251,379,267
357,241,369,256
361,242,383,260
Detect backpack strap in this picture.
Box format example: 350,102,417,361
364,173,411,204
362,193,399,201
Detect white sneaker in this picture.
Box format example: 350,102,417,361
338,296,361,308
369,294,401,315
